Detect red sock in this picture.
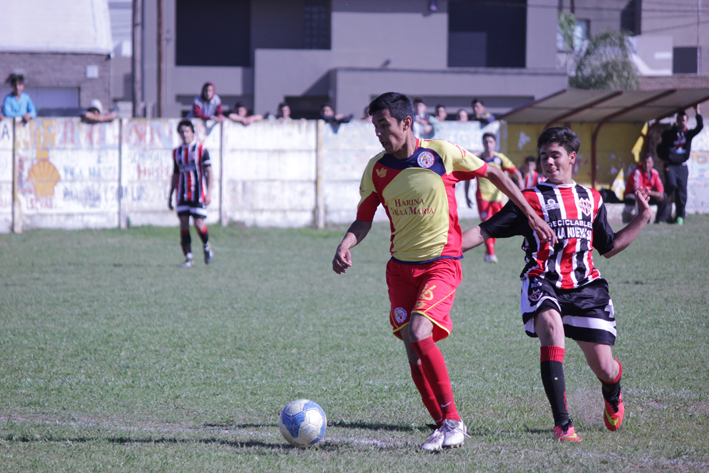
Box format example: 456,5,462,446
411,337,460,421
410,363,443,426
485,237,496,255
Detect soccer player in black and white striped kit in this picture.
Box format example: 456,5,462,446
462,127,652,442
168,119,214,268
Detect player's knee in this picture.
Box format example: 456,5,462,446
408,315,433,342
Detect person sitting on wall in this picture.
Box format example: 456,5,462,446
623,152,670,224
276,102,292,122
82,99,117,123
3,73,36,123
188,82,225,123
320,104,353,124
435,104,448,122
471,98,495,126
412,97,438,139
228,102,263,125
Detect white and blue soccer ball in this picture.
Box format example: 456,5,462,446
278,399,327,447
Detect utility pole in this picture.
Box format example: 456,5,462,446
698,0,702,75
131,0,143,117
157,0,164,117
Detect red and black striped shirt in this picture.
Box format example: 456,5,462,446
172,142,211,205
480,181,615,289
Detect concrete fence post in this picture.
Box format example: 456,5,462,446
315,120,325,229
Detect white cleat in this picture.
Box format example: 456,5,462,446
203,243,213,265
441,419,468,449
421,425,445,451
181,253,194,268
484,254,498,264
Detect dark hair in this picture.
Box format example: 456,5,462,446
537,127,580,154
482,132,497,143
234,102,245,109
177,119,195,133
677,111,688,119
642,152,654,160
9,73,24,86
413,97,425,105
201,82,214,98
435,104,446,111
368,92,414,123
278,102,287,109
472,98,484,106
524,155,537,164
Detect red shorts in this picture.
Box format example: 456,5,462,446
386,258,463,342
476,199,503,221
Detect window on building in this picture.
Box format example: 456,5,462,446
304,0,331,50
673,47,698,74
620,0,642,35
448,0,526,68
558,19,590,52
175,0,250,66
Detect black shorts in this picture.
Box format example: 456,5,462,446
520,276,616,345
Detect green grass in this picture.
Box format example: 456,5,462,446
0,215,708,472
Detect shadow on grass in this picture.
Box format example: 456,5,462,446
2,433,316,451
330,419,430,433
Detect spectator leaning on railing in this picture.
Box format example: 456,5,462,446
82,99,117,124
3,73,36,123
188,82,225,123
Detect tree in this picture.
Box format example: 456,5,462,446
570,30,639,90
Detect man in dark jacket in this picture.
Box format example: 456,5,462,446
656,106,703,225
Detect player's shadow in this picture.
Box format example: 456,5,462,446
330,419,430,433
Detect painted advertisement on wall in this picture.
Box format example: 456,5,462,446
14,118,121,230
687,126,709,214
0,119,13,232
120,119,221,227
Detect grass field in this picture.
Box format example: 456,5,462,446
0,214,708,472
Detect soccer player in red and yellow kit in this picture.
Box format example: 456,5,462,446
464,133,523,263
462,127,652,442
332,93,555,451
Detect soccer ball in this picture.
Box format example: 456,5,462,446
278,399,327,447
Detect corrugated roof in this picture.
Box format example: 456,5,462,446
0,0,112,55
498,88,709,125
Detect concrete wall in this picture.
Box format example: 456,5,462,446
3,117,708,234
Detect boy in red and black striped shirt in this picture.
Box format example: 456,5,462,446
168,119,214,268
462,127,652,442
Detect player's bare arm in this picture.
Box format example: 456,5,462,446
332,220,372,274
484,165,557,244
168,173,178,210
203,166,213,206
602,187,652,259
461,226,491,252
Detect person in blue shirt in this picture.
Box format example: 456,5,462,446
3,74,36,122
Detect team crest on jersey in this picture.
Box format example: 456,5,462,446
417,152,435,169
394,307,408,324
579,198,592,216
544,198,560,211
529,289,543,303
375,167,387,178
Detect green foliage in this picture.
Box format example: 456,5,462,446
570,30,639,90
0,217,708,471
558,11,576,53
